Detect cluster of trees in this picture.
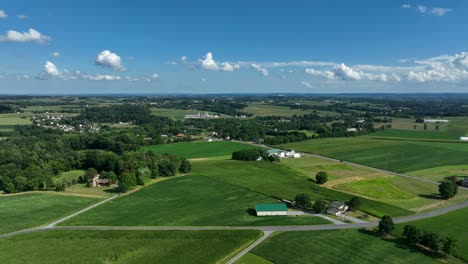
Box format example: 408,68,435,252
402,225,457,256
231,148,279,162
263,131,311,145
0,104,14,113
439,181,458,199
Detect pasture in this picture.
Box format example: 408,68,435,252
280,137,468,173
396,207,468,261
0,193,98,235
250,229,462,264
0,230,261,264
142,141,259,159
192,159,411,217
62,175,330,226
407,165,468,181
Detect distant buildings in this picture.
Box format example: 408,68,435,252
255,203,288,216
267,149,301,159
184,112,219,119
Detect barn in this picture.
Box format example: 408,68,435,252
255,204,288,216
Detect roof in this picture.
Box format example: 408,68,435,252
267,149,282,154
328,201,346,209
255,203,288,212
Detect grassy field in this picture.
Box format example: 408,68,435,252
368,129,460,140
243,103,313,117
0,113,32,131
0,230,261,264
0,193,99,235
281,137,468,173
62,175,330,226
142,141,259,159
53,170,84,184
407,165,468,181
249,229,462,264
192,159,411,217
396,207,468,261
150,108,228,120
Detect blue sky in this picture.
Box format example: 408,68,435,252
0,0,467,94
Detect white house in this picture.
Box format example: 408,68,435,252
255,204,288,216
91,174,110,187
285,149,301,158
326,201,349,216
424,119,449,123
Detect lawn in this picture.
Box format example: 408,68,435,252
192,159,411,217
142,141,259,159
0,230,261,264
407,165,468,182
396,207,468,262
280,137,468,173
0,193,99,235
62,175,330,226
251,229,463,264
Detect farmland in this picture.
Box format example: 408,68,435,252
248,229,462,264
0,230,261,264
142,141,259,159
0,113,32,131
368,129,460,141
0,193,99,235
192,159,411,217
62,175,330,226
150,108,228,120
397,207,468,261
281,137,468,173
407,165,468,181
243,103,313,117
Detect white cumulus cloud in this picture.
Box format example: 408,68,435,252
0,10,7,18
199,52,219,71
305,68,335,80
95,50,125,71
44,61,60,76
251,64,268,76
417,5,427,13
83,74,122,81
0,28,51,44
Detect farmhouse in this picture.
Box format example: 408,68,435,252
255,204,288,216
91,175,110,187
267,149,286,158
326,201,349,216
424,119,449,123
285,149,301,158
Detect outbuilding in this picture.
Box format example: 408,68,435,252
255,204,288,216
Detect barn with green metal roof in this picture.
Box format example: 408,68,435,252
255,203,288,216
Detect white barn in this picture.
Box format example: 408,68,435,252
255,204,288,216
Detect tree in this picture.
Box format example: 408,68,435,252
424,123,428,130
312,199,328,213
439,181,458,199
402,225,422,245
315,171,328,184
441,236,457,256
421,232,440,252
294,193,311,208
378,215,395,235
348,197,361,210
84,167,98,182
117,172,137,193
179,159,192,173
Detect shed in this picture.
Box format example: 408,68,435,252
255,204,288,216
326,201,349,216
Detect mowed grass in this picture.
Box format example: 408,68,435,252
63,176,330,226
368,129,460,140
0,193,99,234
408,165,468,181
243,103,312,117
142,141,259,159
0,230,261,264
282,157,464,211
192,159,411,217
251,229,462,264
281,137,468,173
396,207,468,261
53,169,84,184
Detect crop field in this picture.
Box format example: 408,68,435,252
142,141,259,159
150,108,228,120
383,118,449,131
62,175,330,226
281,137,468,173
282,157,467,211
0,113,32,131
368,129,460,141
22,105,82,113
249,229,462,264
192,159,411,217
0,193,99,235
0,230,261,264
407,165,468,181
397,207,468,261
243,103,313,117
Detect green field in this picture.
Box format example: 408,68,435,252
368,129,460,141
243,103,313,117
142,141,259,159
0,193,99,235
249,229,462,264
397,207,468,261
0,113,32,131
62,175,330,226
408,165,468,181
192,159,411,217
0,230,261,264
281,137,468,173
54,170,84,184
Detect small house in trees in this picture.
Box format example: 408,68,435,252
326,201,349,216
255,204,288,216
92,174,110,187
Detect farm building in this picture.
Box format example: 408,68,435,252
91,175,110,187
424,119,449,123
326,201,349,216
268,149,301,158
255,204,288,216
460,136,468,141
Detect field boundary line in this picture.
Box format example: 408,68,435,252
225,230,273,264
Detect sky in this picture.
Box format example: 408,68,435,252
0,0,468,94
